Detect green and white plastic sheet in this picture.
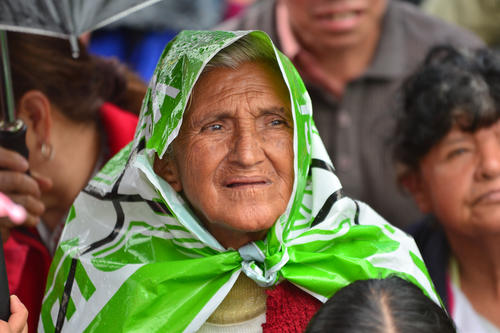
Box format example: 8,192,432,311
40,30,439,332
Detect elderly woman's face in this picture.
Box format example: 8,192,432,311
157,61,294,248
411,120,500,236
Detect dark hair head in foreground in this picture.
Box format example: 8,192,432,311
305,277,455,333
393,45,500,173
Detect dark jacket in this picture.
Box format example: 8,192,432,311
408,215,451,309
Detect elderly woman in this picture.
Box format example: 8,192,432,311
40,31,437,332
394,45,500,332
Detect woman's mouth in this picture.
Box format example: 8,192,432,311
227,182,267,188
224,177,270,188
474,189,500,205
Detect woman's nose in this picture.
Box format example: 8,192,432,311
477,137,500,180
229,127,265,167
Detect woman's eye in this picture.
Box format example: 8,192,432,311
270,119,288,127
202,124,223,132
446,147,469,160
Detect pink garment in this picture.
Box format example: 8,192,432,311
0,192,26,224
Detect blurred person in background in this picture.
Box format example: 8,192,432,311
218,0,483,229
394,45,500,332
0,32,141,332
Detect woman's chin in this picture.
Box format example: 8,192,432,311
214,218,275,234
200,211,280,247
446,212,500,239
205,219,271,249
473,219,500,237
200,203,284,232
471,208,500,233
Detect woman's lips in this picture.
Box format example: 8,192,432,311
224,177,270,188
474,189,500,205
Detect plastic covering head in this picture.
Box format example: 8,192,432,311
40,30,439,333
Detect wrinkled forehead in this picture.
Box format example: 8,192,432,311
186,60,292,114
139,30,312,161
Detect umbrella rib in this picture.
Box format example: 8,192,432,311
0,24,67,39
87,0,166,34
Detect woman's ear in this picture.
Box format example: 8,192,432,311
153,155,183,192
16,90,52,151
399,170,432,214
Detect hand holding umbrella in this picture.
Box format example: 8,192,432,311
0,295,28,333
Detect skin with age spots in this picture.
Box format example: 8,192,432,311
412,121,500,237
154,61,294,249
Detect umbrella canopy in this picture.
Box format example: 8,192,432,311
0,0,165,123
0,0,165,57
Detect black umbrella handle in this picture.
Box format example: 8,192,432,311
0,120,29,321
0,120,29,159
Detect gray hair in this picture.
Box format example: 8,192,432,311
203,33,279,73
